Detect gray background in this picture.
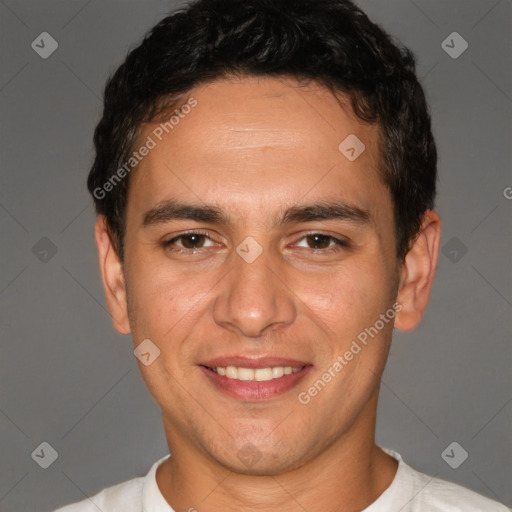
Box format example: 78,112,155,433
0,1,511,511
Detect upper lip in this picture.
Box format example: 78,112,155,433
199,356,311,369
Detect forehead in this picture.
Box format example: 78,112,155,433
127,76,388,222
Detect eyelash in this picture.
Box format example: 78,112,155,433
161,230,350,254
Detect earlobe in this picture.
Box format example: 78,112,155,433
394,210,442,332
94,216,131,335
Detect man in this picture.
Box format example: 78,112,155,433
55,0,510,510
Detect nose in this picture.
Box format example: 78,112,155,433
212,247,296,338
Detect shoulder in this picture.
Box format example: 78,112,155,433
377,448,510,512
53,476,143,512
407,464,510,511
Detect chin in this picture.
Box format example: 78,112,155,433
212,439,311,476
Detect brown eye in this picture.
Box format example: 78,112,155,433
294,233,350,252
179,233,207,249
162,231,215,251
306,234,332,249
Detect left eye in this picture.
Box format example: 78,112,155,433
164,232,215,250
295,233,347,250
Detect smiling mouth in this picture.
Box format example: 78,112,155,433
199,363,312,401
202,365,304,381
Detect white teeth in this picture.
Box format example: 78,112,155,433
225,366,238,379
272,366,284,378
238,367,254,381
254,368,273,381
213,365,303,381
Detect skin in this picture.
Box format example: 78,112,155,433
95,75,441,512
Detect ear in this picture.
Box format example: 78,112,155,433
395,210,442,332
94,216,131,334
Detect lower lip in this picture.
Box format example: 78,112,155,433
199,365,312,401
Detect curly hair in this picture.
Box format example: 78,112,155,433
88,0,437,262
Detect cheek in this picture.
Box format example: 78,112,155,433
298,261,391,333
124,254,208,338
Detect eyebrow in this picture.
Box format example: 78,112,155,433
141,199,372,228
278,200,372,227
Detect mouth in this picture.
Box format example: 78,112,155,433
198,357,312,401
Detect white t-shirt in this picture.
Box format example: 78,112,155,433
54,449,510,512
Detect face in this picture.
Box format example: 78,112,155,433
96,75,438,475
